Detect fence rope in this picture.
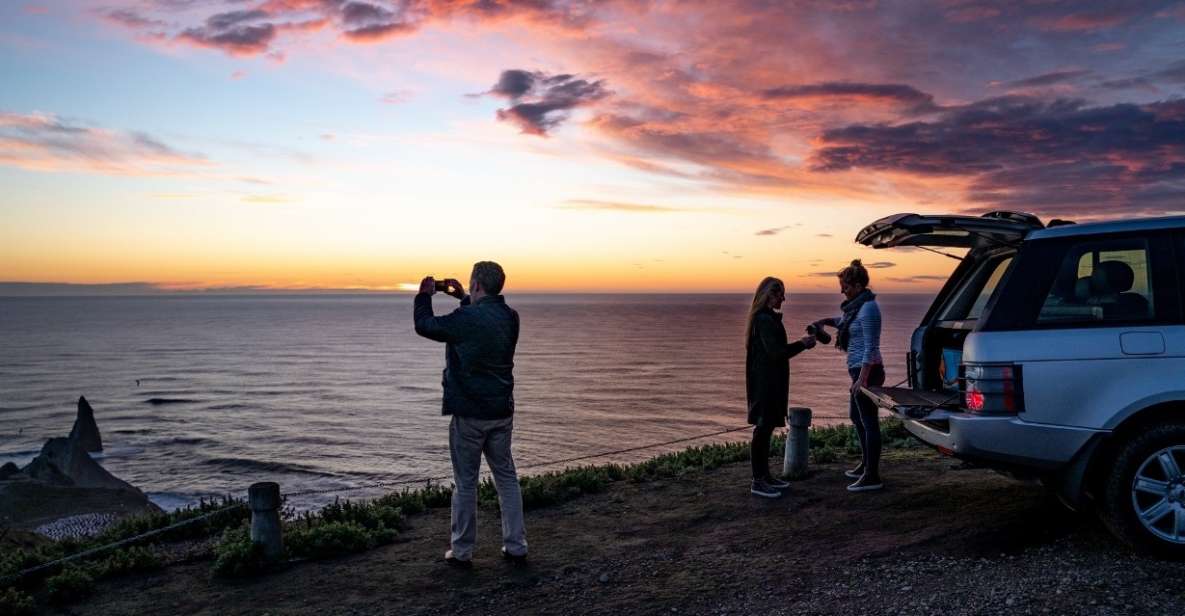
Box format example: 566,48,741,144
2,423,764,587
280,424,756,499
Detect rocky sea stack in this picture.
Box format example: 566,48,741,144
1,396,159,537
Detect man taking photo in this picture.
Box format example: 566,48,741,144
413,261,527,567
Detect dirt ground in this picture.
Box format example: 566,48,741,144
65,449,1185,615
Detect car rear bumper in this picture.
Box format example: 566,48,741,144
901,411,1106,470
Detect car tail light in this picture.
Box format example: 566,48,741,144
959,363,1023,415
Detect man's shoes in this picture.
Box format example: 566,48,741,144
501,547,528,565
844,465,865,479
751,479,783,498
846,476,884,492
765,477,791,489
444,550,473,568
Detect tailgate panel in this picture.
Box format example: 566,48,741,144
863,386,962,420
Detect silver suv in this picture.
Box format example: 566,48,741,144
859,211,1185,556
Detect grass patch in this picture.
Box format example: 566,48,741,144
0,587,35,615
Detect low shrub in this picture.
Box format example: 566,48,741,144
374,483,452,515
45,566,94,605
287,521,396,560
98,546,162,578
211,527,268,578
0,587,35,616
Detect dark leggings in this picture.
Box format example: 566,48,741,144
849,364,886,479
751,424,776,480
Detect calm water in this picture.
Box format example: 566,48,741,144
0,294,929,509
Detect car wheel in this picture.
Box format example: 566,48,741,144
1099,423,1185,558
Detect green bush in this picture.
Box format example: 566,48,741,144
287,522,395,560
99,546,162,578
0,587,35,616
211,527,268,578
45,566,94,605
374,483,452,515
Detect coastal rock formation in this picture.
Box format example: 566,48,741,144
0,461,21,480
1,396,158,534
68,395,103,452
23,437,139,493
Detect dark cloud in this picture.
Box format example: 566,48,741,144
490,70,610,136
811,97,1185,216
816,233,832,237
180,10,276,55
102,8,169,29
755,226,790,236
762,82,938,113
338,1,415,41
866,261,896,268
996,70,1091,90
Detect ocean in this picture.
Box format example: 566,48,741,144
0,293,930,510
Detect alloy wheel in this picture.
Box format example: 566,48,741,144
1132,445,1185,544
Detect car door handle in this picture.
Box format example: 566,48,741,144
1120,331,1166,355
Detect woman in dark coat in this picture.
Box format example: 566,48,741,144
746,277,816,498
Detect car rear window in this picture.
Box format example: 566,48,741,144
1037,238,1154,324
938,255,1013,322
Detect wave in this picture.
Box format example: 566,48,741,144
202,457,339,478
207,403,250,410
144,398,199,406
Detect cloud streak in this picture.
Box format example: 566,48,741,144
0,112,206,175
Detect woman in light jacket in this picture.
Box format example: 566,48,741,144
814,260,885,492
745,277,817,498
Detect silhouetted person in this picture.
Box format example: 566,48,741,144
413,261,526,567
745,276,816,498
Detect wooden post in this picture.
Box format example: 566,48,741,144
783,407,812,479
248,482,283,563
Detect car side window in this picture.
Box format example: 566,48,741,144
1037,238,1154,324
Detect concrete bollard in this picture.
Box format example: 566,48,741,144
783,407,812,479
248,482,283,563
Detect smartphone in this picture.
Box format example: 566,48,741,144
434,280,451,293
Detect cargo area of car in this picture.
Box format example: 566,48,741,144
852,211,1043,424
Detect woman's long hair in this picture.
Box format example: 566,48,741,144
746,277,784,349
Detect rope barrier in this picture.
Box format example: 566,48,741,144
1,502,246,587
280,424,756,499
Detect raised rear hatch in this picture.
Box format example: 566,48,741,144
855,211,1042,249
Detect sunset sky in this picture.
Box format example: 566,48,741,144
3,1,1185,292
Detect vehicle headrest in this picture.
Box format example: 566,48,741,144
1092,260,1135,294
1074,276,1093,301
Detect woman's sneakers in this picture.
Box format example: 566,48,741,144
843,465,865,479
846,475,883,492
751,479,784,498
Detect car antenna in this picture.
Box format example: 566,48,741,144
914,245,964,261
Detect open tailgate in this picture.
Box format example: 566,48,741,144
862,386,962,420
855,211,1041,250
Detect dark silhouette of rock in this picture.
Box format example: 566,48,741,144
69,395,103,452
21,454,73,486
0,461,22,481
22,437,140,493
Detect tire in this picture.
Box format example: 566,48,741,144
1099,422,1185,558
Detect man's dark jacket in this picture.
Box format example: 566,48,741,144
746,307,807,427
414,293,519,419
